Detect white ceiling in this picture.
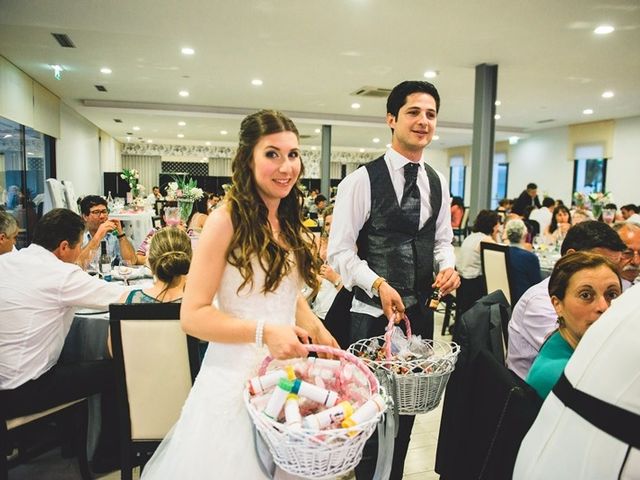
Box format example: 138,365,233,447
1,0,639,151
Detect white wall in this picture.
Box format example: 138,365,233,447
100,130,122,173
609,116,640,205
56,103,101,197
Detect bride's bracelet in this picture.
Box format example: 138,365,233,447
255,318,265,348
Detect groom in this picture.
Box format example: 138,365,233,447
328,80,459,479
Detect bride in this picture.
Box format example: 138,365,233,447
141,110,339,479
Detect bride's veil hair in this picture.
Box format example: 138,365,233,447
226,110,321,295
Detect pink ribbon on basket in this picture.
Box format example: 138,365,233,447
384,312,412,360
257,344,379,395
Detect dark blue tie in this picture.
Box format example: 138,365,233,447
401,162,421,228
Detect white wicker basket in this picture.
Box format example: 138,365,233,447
244,344,387,479
348,314,460,415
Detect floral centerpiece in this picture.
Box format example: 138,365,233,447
165,175,204,223
588,191,613,220
121,168,141,197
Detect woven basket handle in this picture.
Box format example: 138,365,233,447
384,312,412,359
257,344,379,394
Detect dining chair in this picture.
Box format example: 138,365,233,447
453,206,470,245
0,398,92,480
43,178,68,214
480,241,514,305
109,303,201,480
62,180,80,214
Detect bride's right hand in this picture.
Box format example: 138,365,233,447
263,324,310,360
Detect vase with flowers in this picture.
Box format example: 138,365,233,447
121,168,142,204
588,191,613,220
165,175,204,224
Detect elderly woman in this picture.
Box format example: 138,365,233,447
506,219,542,305
526,251,622,399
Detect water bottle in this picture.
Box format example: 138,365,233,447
99,240,112,281
106,191,114,210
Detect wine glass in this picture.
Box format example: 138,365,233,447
164,207,181,227
532,235,542,253
117,259,133,286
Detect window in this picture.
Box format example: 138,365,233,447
573,145,607,196
449,155,465,200
490,152,509,209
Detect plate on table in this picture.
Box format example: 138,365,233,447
112,266,146,281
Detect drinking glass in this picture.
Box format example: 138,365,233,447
532,235,542,252
164,207,181,227
602,208,616,225
117,260,134,286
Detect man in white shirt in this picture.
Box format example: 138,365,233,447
328,80,459,480
0,209,124,429
0,210,19,254
528,196,555,234
507,220,627,380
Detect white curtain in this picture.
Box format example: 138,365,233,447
209,157,232,176
122,155,162,192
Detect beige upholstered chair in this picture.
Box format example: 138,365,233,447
109,303,201,480
480,241,514,305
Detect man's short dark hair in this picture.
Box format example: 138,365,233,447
560,220,627,255
526,183,538,190
621,204,639,214
473,210,500,235
314,194,327,206
542,197,555,208
387,81,441,118
32,209,85,252
79,195,107,216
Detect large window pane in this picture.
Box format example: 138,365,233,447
0,117,26,247
573,158,607,195
449,155,465,200
490,152,508,209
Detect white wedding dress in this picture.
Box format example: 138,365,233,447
141,259,302,479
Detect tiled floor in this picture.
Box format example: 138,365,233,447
10,311,453,480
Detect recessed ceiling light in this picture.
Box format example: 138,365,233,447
494,114,501,120
220,130,228,135
594,25,614,35
178,121,186,126
583,108,594,115
126,136,131,141
372,138,380,143
100,67,112,74
314,128,321,134
495,100,501,106
27,152,33,156
179,90,190,97
359,148,365,152
202,157,208,162
205,141,211,146
386,143,391,148
433,135,440,140
351,103,361,109
132,126,140,131
509,136,520,145
146,139,153,143
601,91,614,98
251,79,263,86
177,133,184,138
423,70,438,79
3,134,12,139
181,47,195,55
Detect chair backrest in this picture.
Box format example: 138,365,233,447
109,303,201,442
61,180,80,214
460,206,470,229
480,242,513,305
43,178,68,214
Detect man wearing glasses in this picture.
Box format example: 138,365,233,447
77,195,137,268
613,222,640,289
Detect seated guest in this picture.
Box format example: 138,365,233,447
620,203,639,221
456,210,501,317
77,195,138,267
543,205,572,245
529,196,555,234
314,194,328,217
311,206,342,320
612,222,640,289
187,197,209,233
147,185,163,202
507,221,627,379
526,252,621,399
207,193,220,212
450,196,464,228
0,209,125,454
506,219,542,305
120,227,192,304
0,210,18,254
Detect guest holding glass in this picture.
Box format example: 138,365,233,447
543,205,572,245
525,251,621,399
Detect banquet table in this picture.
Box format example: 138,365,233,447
109,210,154,249
535,249,561,278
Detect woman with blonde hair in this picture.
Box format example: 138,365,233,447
119,226,192,303
141,110,338,479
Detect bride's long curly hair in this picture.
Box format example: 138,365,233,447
226,110,320,295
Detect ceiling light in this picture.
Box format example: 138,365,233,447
311,146,317,151
146,139,153,143
386,143,391,148
126,136,131,141
178,121,186,126
509,136,520,145
601,91,614,98
433,135,440,141
205,141,211,146
132,126,140,131
494,114,501,120
372,138,380,143
220,130,228,135
3,134,12,139
359,148,365,152
100,67,112,74
583,108,594,115
594,25,614,35
177,133,184,138
179,90,190,97
181,47,195,55
251,79,263,86
351,103,361,109
27,152,33,156
50,64,63,80
314,128,321,134
423,70,438,79
495,100,501,106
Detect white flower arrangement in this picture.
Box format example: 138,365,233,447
165,175,204,201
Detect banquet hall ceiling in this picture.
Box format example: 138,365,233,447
0,0,639,151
